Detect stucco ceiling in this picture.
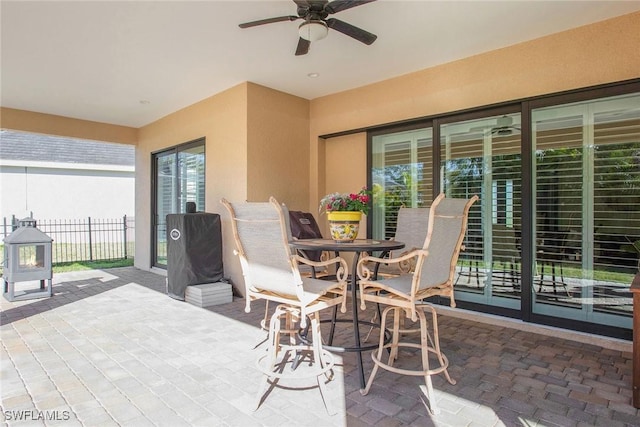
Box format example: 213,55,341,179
2,1,639,128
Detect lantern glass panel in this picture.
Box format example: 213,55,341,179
18,244,45,269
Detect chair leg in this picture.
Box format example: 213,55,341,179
363,307,378,343
416,306,456,415
361,304,455,416
327,304,339,345
290,311,306,371
255,305,337,415
261,300,270,331
361,306,392,396
387,308,401,366
559,262,571,297
474,259,482,288
537,259,571,297
423,305,455,386
363,301,384,343
416,308,439,415
309,313,335,415
255,305,285,409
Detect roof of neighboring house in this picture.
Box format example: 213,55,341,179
0,130,134,166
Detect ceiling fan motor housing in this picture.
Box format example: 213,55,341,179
297,2,329,21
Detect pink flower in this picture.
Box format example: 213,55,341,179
319,188,371,215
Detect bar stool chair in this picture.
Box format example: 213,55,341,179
221,197,348,413
357,193,478,415
536,231,571,297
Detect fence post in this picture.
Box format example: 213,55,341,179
123,215,128,260
88,217,93,261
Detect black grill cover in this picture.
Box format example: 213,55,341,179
289,210,323,262
166,213,223,300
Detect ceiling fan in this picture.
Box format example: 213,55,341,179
238,0,378,56
470,115,521,136
491,115,521,136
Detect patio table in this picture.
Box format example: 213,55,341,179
290,238,405,389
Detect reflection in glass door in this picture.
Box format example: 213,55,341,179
531,93,639,329
370,128,433,240
440,113,522,309
367,84,638,337
152,140,205,268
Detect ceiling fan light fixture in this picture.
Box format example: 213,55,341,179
298,20,328,42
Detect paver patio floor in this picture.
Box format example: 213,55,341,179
1,267,638,426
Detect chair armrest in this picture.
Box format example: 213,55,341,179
357,249,426,280
294,254,348,281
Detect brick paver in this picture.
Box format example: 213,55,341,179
1,267,639,426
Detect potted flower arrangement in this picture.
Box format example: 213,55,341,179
319,188,370,242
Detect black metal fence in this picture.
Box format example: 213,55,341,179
2,215,134,265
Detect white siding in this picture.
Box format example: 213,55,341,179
1,161,134,220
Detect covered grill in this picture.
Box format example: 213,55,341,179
3,217,53,301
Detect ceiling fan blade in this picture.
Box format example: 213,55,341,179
239,15,299,29
295,37,311,56
325,0,376,15
326,18,377,45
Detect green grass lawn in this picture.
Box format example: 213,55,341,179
457,259,636,285
1,242,134,275
52,258,134,273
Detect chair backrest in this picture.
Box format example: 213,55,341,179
417,193,479,291
393,207,430,254
493,224,519,261
221,197,303,298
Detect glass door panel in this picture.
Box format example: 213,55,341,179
441,113,522,309
178,146,206,212
371,128,433,240
531,94,639,328
152,141,205,268
154,151,176,267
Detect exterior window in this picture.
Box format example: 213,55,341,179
152,139,205,268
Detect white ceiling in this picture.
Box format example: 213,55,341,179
2,1,639,128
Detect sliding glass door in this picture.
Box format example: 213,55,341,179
152,139,205,268
531,93,639,329
370,127,433,240
440,112,522,309
368,83,639,337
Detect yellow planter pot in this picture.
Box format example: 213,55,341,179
327,211,362,242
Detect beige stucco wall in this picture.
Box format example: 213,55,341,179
246,83,310,210
135,82,309,295
0,107,137,145
309,11,640,214
135,83,249,279
320,132,367,235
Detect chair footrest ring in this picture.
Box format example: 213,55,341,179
370,342,453,379
257,346,335,380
